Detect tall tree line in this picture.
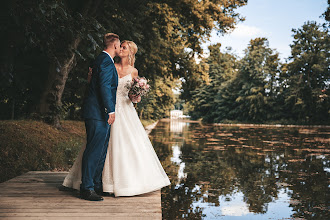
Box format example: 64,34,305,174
185,20,329,124
0,0,247,128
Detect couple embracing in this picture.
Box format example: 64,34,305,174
62,33,170,201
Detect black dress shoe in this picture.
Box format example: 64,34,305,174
80,189,104,201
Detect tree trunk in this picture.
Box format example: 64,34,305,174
35,0,103,128
36,37,81,129
11,98,15,120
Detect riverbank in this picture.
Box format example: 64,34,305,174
144,120,159,135
214,123,330,128
0,119,158,183
175,118,330,128
141,119,158,130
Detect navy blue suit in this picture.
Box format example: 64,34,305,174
81,52,118,191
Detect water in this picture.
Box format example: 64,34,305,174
149,119,330,220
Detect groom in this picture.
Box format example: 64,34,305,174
81,33,120,201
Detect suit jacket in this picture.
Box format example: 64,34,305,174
83,52,118,121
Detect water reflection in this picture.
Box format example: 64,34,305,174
171,145,187,182
170,119,189,133
150,119,330,219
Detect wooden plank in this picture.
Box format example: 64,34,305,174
0,208,161,213
0,196,160,203
0,197,160,203
0,218,153,220
0,217,154,220
0,213,161,217
0,171,162,219
0,204,160,209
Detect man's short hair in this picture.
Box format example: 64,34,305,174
103,33,119,49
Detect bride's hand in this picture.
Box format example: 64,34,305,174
87,67,93,83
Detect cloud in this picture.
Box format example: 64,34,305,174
230,24,266,38
221,204,250,216
219,192,250,216
208,24,267,47
206,24,287,59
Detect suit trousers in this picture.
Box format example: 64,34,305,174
81,119,110,191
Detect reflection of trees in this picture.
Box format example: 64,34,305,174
151,121,330,219
233,151,278,213
280,155,330,219
161,178,205,219
151,121,206,219
181,143,279,214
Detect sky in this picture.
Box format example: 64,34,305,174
205,0,328,61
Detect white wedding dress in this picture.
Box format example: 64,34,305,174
63,73,170,196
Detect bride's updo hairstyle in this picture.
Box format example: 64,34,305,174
122,40,138,66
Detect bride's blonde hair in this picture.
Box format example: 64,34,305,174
122,40,138,66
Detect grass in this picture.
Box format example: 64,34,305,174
0,120,86,183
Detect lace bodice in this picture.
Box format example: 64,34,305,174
116,73,133,111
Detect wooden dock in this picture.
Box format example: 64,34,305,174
0,171,162,220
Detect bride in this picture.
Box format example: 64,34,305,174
63,40,170,197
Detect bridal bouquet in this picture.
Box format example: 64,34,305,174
127,76,150,103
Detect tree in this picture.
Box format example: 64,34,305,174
136,0,247,120
179,5,329,125
3,0,107,127
2,0,248,126
233,38,280,122
283,21,329,123
188,44,239,122
324,0,330,22
188,38,282,123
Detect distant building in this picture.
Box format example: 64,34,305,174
170,110,183,119
170,110,190,119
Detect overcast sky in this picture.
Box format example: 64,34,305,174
204,0,328,61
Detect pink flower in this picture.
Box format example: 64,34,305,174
130,95,141,103
126,76,150,103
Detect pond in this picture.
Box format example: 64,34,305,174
149,119,330,220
